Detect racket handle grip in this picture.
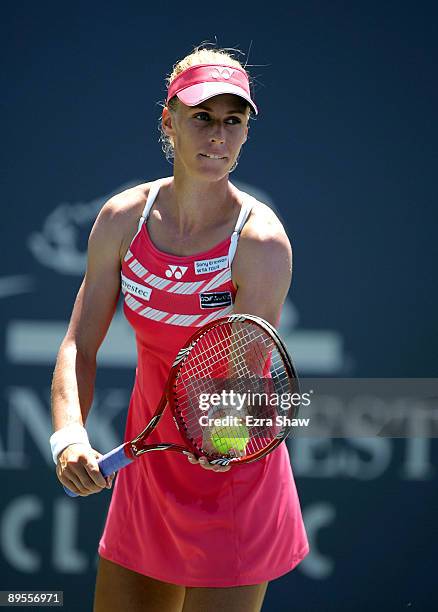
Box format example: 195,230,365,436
63,444,133,497
98,444,133,477
63,485,79,498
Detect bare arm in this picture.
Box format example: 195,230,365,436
51,197,133,494
51,202,123,428
232,203,293,326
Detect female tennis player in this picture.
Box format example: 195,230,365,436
51,45,309,611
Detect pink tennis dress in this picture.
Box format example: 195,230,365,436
98,179,309,586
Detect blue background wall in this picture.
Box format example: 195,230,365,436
1,1,437,610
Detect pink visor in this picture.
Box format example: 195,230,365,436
166,64,258,115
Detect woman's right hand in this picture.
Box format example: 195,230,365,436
56,444,115,496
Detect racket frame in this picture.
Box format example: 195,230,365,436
125,313,299,465
64,314,299,496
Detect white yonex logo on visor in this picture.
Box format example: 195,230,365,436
165,265,188,279
211,67,235,80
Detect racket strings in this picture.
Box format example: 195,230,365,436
182,323,270,378
173,321,296,458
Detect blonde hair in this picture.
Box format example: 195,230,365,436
166,47,245,91
159,45,253,161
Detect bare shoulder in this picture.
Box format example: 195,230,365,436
94,183,149,232
90,182,152,260
236,194,292,268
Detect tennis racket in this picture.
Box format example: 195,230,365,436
64,313,299,497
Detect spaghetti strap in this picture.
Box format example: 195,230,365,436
228,193,254,265
234,194,254,234
137,179,164,232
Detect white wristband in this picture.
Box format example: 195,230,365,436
50,423,91,465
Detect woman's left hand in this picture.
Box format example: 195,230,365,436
186,453,231,472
